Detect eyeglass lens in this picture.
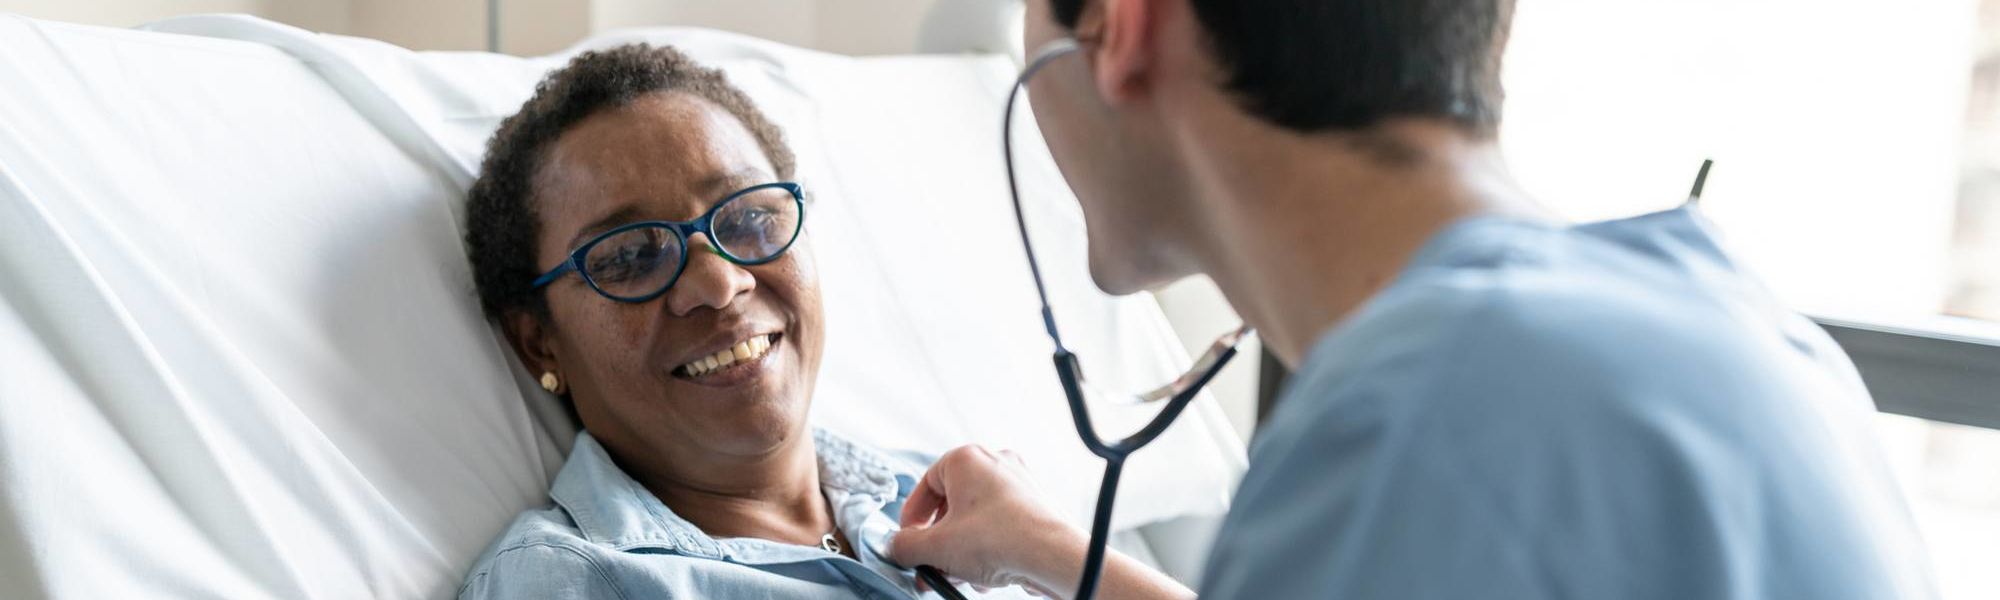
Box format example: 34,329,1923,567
579,187,801,300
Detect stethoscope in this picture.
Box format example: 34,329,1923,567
914,38,1254,600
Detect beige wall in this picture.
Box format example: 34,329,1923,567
265,0,348,36
0,0,331,29
582,0,942,56
349,0,485,51
0,0,952,55
593,0,818,52
499,0,590,55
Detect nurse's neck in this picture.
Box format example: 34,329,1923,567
1167,102,1555,368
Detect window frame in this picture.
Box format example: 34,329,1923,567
1815,316,2000,431
1254,317,2000,432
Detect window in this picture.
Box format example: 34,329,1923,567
1959,0,2000,322
1502,0,1985,323
1499,2,2000,598
1879,414,2000,598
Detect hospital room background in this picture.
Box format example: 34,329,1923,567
0,0,1996,598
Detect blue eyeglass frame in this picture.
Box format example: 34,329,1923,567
529,182,807,303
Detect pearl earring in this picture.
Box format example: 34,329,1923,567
540,372,561,393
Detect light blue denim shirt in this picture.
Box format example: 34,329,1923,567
458,428,1029,599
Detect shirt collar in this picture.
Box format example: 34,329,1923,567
548,428,909,558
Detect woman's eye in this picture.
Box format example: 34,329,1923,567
589,245,656,281
730,208,774,228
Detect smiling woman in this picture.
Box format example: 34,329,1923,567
454,44,1046,599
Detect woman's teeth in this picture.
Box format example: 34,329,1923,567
680,334,775,378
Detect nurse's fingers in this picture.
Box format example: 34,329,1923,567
900,468,946,528
901,444,989,527
887,519,938,565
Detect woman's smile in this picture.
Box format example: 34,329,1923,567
673,331,784,386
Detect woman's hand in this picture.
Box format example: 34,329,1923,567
887,445,1086,598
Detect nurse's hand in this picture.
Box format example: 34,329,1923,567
887,445,1195,600
888,445,1080,597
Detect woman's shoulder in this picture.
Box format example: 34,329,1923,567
486,504,594,554
457,506,637,599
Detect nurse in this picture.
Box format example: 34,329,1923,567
886,0,1940,599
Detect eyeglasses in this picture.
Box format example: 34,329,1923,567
530,182,806,303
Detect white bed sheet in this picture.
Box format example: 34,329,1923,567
0,14,1245,598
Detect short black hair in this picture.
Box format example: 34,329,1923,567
464,44,796,322
1050,0,1514,135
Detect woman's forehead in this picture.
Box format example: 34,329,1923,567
536,93,776,232
543,93,774,204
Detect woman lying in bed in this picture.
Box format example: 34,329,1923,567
454,44,1064,599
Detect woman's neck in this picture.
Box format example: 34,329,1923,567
615,432,838,548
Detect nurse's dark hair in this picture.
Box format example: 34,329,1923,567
464,43,797,322
1047,0,1515,136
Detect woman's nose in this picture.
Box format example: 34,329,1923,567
667,236,756,316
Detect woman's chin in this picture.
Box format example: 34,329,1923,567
699,405,809,457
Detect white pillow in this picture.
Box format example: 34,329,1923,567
0,15,565,598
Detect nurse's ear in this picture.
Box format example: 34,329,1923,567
1076,0,1164,108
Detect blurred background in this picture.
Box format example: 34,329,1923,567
1,0,1994,597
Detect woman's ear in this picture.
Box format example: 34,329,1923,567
503,309,561,382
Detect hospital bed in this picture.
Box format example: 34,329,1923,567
0,14,1246,598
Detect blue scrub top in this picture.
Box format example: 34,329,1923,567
1199,207,1936,599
